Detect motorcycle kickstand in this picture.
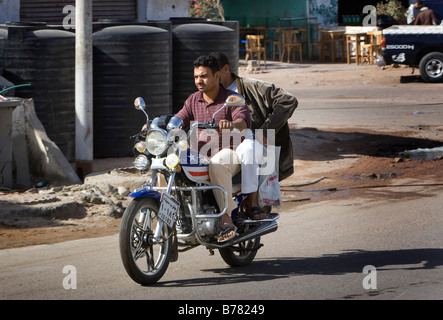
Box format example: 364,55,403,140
170,233,179,262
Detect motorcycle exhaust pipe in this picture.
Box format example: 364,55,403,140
225,220,278,247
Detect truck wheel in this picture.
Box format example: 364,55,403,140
419,52,443,83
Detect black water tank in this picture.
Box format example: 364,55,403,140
1,27,76,161
93,25,172,157
0,28,7,84
171,23,238,113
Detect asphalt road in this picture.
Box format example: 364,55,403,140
1,185,442,301
1,62,443,302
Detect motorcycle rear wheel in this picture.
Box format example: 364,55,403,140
219,237,261,267
119,198,172,285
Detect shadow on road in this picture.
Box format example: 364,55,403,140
154,248,443,287
400,75,424,83
291,127,443,161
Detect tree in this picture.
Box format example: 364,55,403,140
376,0,407,25
189,0,225,21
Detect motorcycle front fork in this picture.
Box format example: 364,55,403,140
152,171,176,244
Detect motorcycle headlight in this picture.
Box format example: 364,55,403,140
165,153,179,169
134,141,147,153
146,129,168,156
134,154,150,171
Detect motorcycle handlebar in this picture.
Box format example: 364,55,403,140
193,121,219,130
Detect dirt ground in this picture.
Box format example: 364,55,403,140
1,62,442,250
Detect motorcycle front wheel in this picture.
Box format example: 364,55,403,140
119,198,172,285
219,237,261,267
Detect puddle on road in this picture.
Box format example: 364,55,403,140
399,146,443,160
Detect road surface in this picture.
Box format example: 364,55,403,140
1,182,442,300
1,62,442,303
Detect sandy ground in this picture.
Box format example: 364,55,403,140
1,61,442,249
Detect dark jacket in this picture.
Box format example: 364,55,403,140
415,8,440,25
233,74,298,181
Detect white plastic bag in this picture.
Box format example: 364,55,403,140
258,146,281,209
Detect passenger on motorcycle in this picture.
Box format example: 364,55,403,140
210,52,298,217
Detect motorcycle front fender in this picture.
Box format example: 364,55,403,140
128,188,161,201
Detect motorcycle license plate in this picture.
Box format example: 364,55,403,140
158,193,180,228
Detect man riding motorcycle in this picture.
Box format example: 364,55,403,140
121,54,285,285
175,54,255,242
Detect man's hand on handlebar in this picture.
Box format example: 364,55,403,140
218,118,248,133
218,119,233,131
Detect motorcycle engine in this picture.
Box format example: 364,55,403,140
197,204,219,237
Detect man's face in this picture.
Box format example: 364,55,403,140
219,64,231,88
194,66,220,93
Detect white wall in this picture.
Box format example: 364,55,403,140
146,0,189,20
309,0,338,26
0,0,20,24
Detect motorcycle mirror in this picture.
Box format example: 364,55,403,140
134,97,146,110
225,94,245,107
211,94,246,122
134,97,149,124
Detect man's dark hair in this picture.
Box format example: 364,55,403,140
193,55,220,75
209,51,230,69
415,0,423,5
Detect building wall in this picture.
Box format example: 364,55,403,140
1,0,157,25
309,0,338,26
146,0,189,20
0,0,20,24
423,0,443,20
222,0,307,27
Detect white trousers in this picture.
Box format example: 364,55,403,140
208,135,265,216
208,148,241,217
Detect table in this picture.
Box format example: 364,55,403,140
362,30,383,64
346,31,369,65
320,29,346,62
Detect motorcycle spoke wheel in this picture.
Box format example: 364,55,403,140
219,237,261,267
119,198,172,285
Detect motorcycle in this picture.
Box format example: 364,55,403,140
119,94,280,285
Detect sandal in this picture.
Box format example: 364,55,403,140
217,225,238,243
249,206,267,220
